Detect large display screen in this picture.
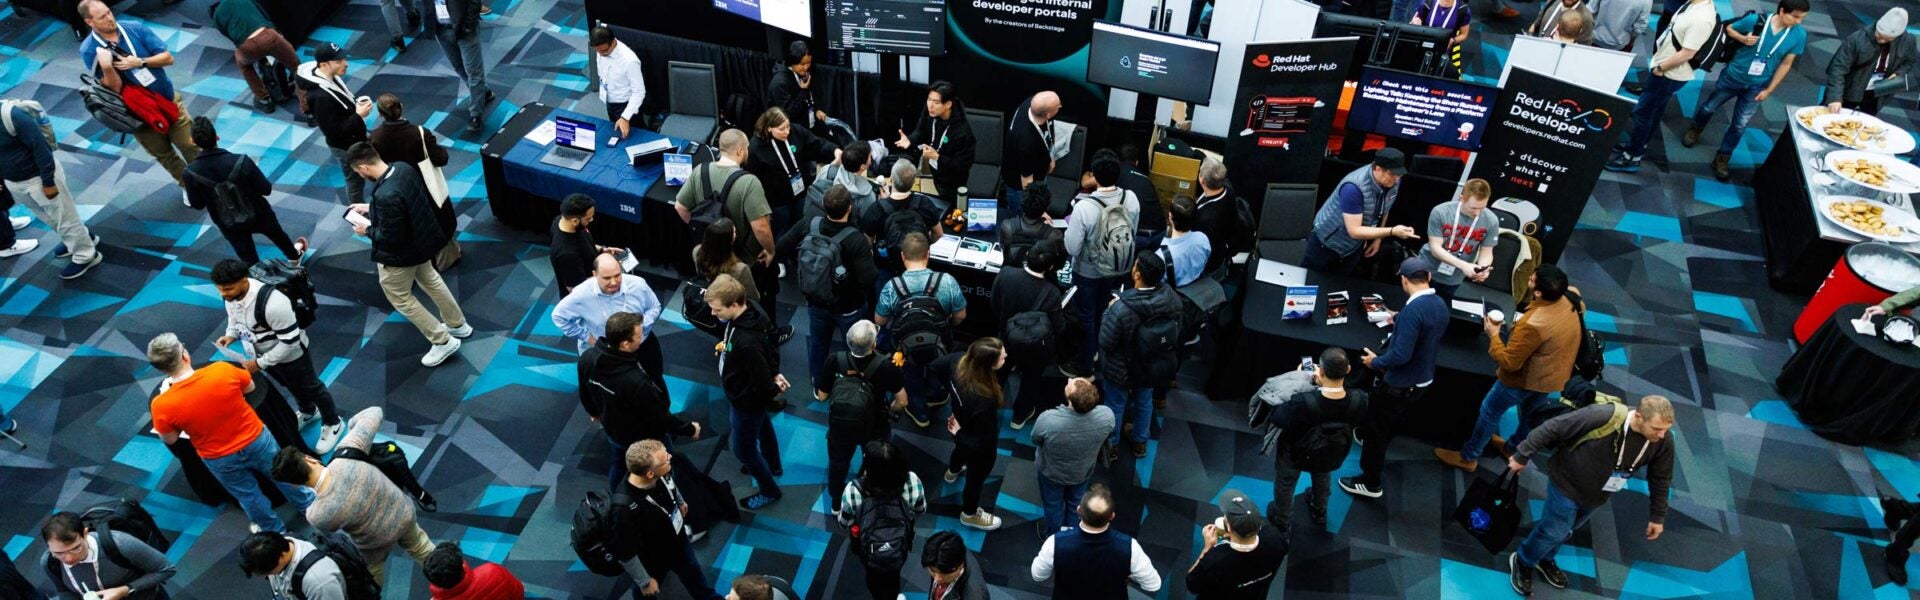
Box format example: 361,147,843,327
1086,20,1221,105
713,0,813,37
1346,66,1496,149
825,0,946,56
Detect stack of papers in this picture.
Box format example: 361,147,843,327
526,120,558,146
929,236,961,261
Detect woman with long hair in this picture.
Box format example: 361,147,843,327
745,106,838,233
835,439,927,599
934,337,1007,531
690,219,759,301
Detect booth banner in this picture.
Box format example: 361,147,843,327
1469,67,1631,263
1225,38,1355,194
933,0,1117,127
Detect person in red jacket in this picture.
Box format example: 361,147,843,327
423,542,525,599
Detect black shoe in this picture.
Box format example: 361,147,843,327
484,89,497,106
391,36,408,54
1535,557,1569,589
1309,506,1327,527
1509,553,1534,596
465,117,483,134
1890,550,1910,586
1106,445,1119,464
1129,440,1148,458
1882,495,1912,534
775,325,795,345
253,97,277,114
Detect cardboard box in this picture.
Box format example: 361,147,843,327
1150,151,1201,202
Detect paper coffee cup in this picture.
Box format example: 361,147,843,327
1486,309,1505,323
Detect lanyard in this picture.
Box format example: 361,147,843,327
1444,202,1470,252
91,26,143,63
1430,0,1461,29
1613,427,1651,472
1543,1,1580,38
773,140,797,175
63,536,105,593
1752,17,1793,61
931,121,949,151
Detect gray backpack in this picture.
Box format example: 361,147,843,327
78,75,144,135
1078,191,1137,274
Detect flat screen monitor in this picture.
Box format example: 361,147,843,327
825,0,946,56
1314,12,1452,76
1346,66,1496,150
554,116,598,151
712,0,814,37
1086,20,1221,106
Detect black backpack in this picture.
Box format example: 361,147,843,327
45,498,171,585
250,261,318,328
1124,293,1182,387
333,441,438,512
184,158,257,230
570,490,632,576
1002,292,1055,366
848,482,916,572
680,273,725,338
876,199,931,262
78,74,142,135
291,530,380,600
889,275,951,364
826,354,887,441
798,218,858,305
688,165,750,239
1668,8,1750,71
1288,394,1364,473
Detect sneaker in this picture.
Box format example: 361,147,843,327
466,116,483,134
690,530,707,542
1603,154,1642,173
445,322,474,339
738,493,780,510
1495,6,1521,18
0,239,39,258
1010,408,1036,430
313,422,344,454
55,235,99,258
479,4,492,15
944,465,966,483
1352,427,1366,447
1712,154,1731,181
1890,549,1911,586
1130,440,1148,458
1681,126,1702,148
1433,448,1479,473
391,36,408,53
295,410,320,430
1535,557,1570,589
2,420,16,435
253,97,277,114
182,188,192,207
776,325,795,345
829,504,842,520
1509,553,1534,596
421,337,462,367
960,510,1003,531
59,250,103,280
248,523,263,534
1339,477,1383,499
8,216,26,231
1882,495,1912,534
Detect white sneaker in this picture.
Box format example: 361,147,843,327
8,216,27,231
960,510,1002,531
295,410,320,430
181,188,192,207
0,239,39,258
248,523,263,534
421,337,462,367
313,422,344,454
444,322,474,339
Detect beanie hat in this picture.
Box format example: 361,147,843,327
1879,8,1909,38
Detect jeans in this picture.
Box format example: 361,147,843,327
3,164,98,264
1458,381,1554,462
1037,476,1087,534
430,28,491,123
729,407,782,497
1300,235,1362,276
133,93,201,185
1002,184,1025,222
621,539,723,600
216,212,300,264
1101,379,1154,448
1621,73,1688,157
1515,482,1597,568
203,433,315,533
825,428,889,512
376,261,467,345
1692,76,1763,156
808,305,867,390
362,522,435,583
377,0,414,39
1072,272,1123,374
902,358,942,423
947,443,996,514
1269,447,1328,542
328,146,366,205
234,28,301,103
263,351,339,427
1357,384,1427,487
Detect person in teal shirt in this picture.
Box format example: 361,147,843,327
1684,0,1810,181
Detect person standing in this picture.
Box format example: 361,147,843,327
1098,252,1183,460
931,338,1009,531
1067,155,1140,374
368,94,458,268
1435,265,1582,473
579,311,698,491
1411,0,1474,77
1415,179,1498,299
995,183,1060,272
345,143,472,367
776,185,877,385
237,531,351,600
551,194,614,297
78,1,200,196
692,219,760,306
834,440,927,599
420,0,493,134
893,81,974,207
423,542,526,600
875,233,968,428
707,275,790,510
1526,0,1593,44
296,43,373,205
817,321,908,515
1605,0,1717,173
376,0,423,53
211,259,342,453
1184,491,1288,600
269,407,437,582
746,107,838,248
1591,0,1652,57
552,254,666,388
1824,8,1914,116
39,512,176,600
767,41,834,140
1158,195,1212,288
1115,145,1165,255
209,0,301,114
1030,484,1163,597
1192,159,1248,281
589,27,645,139
994,237,1068,427
922,531,991,600
1303,149,1418,275
1506,396,1676,595
1878,494,1920,585
185,117,303,265
1031,378,1114,537
0,98,102,278
679,129,791,343
864,160,947,294
1000,91,1061,218
611,440,726,600
147,332,315,534
1686,0,1809,181
1264,348,1368,539
1343,258,1449,500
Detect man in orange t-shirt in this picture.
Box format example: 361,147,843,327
147,332,313,533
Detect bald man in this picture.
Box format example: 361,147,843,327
1001,91,1062,219
553,253,667,390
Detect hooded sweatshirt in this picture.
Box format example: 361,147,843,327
720,301,782,411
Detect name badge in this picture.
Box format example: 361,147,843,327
1747,59,1766,77
436,1,452,23
131,68,157,87
789,172,804,195
1602,471,1631,493
1437,262,1458,276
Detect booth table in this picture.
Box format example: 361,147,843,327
1755,106,1918,293
483,103,696,262
1777,304,1920,445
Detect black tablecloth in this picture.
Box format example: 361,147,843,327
1754,127,1845,293
1209,268,1511,447
1777,304,1920,445
161,377,306,507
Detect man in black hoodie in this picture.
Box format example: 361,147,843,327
297,43,371,204
346,142,471,368
580,311,702,491
706,274,790,511
893,80,975,207
611,440,726,600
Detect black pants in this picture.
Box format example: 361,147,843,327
636,334,667,396
947,442,996,514
825,428,891,512
749,260,784,327
862,559,903,600
1009,358,1061,425
1888,497,1920,564
1357,383,1427,487
218,213,300,264
264,350,340,426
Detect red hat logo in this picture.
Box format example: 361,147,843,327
1251,54,1272,68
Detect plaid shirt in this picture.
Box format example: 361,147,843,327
837,471,928,527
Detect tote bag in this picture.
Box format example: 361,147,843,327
1453,468,1526,554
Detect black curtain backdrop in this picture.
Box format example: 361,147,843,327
600,26,881,138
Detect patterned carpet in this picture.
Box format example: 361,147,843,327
0,0,1917,598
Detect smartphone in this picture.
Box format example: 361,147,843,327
606,136,621,147
342,207,371,228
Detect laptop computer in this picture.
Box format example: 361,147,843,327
538,116,597,171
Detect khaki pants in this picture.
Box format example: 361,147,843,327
134,92,200,185
377,261,466,345
2,163,97,263
363,521,436,583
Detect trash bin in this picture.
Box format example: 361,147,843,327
1794,242,1920,343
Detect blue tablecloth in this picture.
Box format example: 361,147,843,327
499,108,680,224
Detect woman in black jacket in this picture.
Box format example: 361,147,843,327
933,337,1007,531
745,107,838,236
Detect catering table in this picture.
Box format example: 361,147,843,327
482,103,696,263
157,378,307,507
1208,265,1513,447
1777,304,1920,445
1755,106,1918,293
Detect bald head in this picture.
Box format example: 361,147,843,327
1030,91,1061,121
592,253,624,295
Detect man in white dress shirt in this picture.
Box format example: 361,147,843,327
590,26,646,140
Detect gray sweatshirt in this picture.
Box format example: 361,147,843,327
267,538,344,600
1032,405,1115,485
1065,187,1141,279
1590,0,1650,51
223,278,308,368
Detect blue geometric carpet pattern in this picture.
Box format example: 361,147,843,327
0,0,1915,598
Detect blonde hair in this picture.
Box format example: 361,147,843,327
625,439,667,476
1637,395,1675,423
1462,178,1492,201
707,274,747,307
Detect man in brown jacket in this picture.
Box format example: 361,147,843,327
1435,264,1580,472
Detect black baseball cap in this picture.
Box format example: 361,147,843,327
1398,256,1434,280
314,42,345,63
1217,489,1265,536
1373,148,1408,176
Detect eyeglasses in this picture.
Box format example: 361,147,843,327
46,542,86,558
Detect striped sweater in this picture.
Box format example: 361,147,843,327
222,278,307,368
305,407,416,552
